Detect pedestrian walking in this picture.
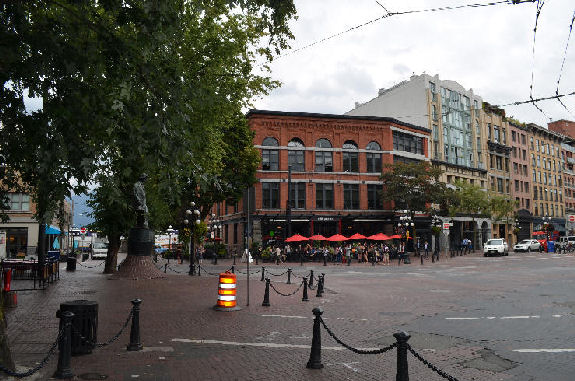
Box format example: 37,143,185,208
424,240,429,259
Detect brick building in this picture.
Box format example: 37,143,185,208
509,121,533,242
549,119,575,137
216,110,431,252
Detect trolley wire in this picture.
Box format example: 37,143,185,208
528,0,550,120
555,9,575,116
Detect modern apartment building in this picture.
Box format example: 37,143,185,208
528,123,565,233
347,74,488,187
215,110,431,253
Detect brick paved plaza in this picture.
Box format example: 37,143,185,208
5,251,575,380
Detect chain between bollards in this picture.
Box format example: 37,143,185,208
127,298,143,351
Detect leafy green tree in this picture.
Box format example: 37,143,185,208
380,162,449,248
449,180,490,248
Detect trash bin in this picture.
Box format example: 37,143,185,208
58,300,98,355
66,256,77,271
547,240,555,253
82,253,89,262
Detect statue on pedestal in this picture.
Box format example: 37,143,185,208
133,173,149,228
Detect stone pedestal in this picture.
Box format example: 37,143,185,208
128,228,155,257
114,227,165,280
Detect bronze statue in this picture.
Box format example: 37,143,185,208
134,173,149,228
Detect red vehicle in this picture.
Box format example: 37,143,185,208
532,231,559,251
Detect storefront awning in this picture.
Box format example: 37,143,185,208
45,226,61,235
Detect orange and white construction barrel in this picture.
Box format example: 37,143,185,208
214,271,241,311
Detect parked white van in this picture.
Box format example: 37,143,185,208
91,242,109,259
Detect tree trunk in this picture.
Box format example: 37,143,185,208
0,305,14,372
104,232,121,274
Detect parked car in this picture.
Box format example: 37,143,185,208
91,242,109,259
513,239,541,252
483,239,509,257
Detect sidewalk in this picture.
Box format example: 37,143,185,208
4,251,501,381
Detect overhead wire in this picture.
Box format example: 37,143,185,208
277,0,536,59
555,9,575,117
528,0,551,121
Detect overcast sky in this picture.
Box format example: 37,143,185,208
253,0,575,127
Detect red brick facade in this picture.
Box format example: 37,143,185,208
217,110,431,252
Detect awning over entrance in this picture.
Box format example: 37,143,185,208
45,226,61,235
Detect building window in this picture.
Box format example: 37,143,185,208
432,105,438,121
288,138,305,171
261,137,279,171
367,184,382,210
526,199,530,209
342,140,359,172
7,193,30,212
392,131,424,155
262,182,280,209
315,138,333,172
316,183,334,209
233,223,238,244
512,131,516,142
290,182,306,209
497,178,503,193
343,184,360,210
366,141,382,173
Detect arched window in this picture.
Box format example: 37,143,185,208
366,141,382,173
261,137,279,171
342,140,358,172
315,138,333,172
288,138,305,172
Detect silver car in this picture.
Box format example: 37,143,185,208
513,239,540,253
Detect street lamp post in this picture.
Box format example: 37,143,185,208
186,202,201,276
542,216,552,253
166,225,175,263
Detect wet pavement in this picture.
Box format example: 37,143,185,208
4,251,575,380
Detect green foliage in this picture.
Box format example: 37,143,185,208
192,221,208,245
488,193,518,222
449,180,489,217
380,162,449,213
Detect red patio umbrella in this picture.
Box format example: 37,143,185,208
367,233,391,241
285,234,309,242
390,234,402,239
349,233,367,240
309,234,327,241
327,234,349,242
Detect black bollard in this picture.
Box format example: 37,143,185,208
231,265,235,274
394,331,411,381
302,277,309,301
262,278,271,306
214,255,218,265
309,270,314,288
287,268,292,284
127,299,143,351
53,310,74,379
316,276,323,298
347,256,351,266
233,254,236,265
164,263,167,273
197,264,201,277
323,255,327,266
255,255,258,265
261,266,265,282
189,260,195,276
306,307,324,369
300,254,303,266
420,254,424,265
319,274,325,296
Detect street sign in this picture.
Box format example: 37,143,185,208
81,227,86,234
568,215,575,222
443,223,450,230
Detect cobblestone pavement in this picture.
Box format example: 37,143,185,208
3,251,575,380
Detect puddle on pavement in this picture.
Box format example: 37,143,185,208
460,348,517,372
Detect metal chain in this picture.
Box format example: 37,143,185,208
166,265,186,274
319,317,397,355
407,345,460,381
198,265,220,276
0,327,64,378
269,280,304,297
77,261,105,269
235,268,261,275
267,270,288,277
72,309,133,347
308,283,317,290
